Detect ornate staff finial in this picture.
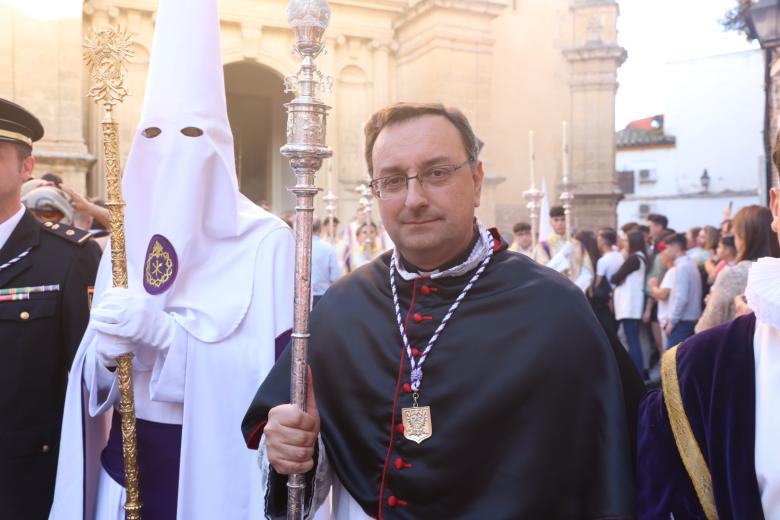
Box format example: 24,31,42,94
84,27,134,116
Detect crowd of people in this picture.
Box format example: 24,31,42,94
507,206,780,383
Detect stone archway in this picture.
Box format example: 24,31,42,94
224,61,294,212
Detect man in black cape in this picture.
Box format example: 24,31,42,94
243,102,642,519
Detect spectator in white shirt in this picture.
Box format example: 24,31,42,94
311,218,342,307
596,228,624,289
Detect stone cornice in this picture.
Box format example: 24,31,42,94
563,44,627,65
394,0,507,31
571,0,618,9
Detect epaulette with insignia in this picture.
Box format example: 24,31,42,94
41,221,93,245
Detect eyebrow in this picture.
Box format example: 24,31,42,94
377,155,454,176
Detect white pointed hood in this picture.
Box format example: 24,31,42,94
120,0,284,342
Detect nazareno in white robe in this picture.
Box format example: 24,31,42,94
49,224,294,520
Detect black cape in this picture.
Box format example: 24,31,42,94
244,235,637,519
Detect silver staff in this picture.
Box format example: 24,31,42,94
523,186,544,251
281,1,333,518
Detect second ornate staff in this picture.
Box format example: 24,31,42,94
84,27,142,520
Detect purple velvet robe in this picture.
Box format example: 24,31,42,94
637,313,764,519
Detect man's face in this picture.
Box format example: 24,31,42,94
697,229,708,248
0,142,34,207
647,221,662,239
515,230,532,249
360,225,377,245
373,115,483,268
551,216,566,236
597,234,606,252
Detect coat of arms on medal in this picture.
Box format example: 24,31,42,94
401,405,432,444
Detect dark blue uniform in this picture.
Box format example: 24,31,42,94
0,210,101,519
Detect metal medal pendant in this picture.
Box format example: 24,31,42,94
401,405,432,444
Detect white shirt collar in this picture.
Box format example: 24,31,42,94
0,205,26,252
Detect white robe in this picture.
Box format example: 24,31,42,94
49,225,294,519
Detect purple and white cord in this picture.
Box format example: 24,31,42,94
0,247,32,273
390,237,495,393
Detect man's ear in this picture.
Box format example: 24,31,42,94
21,155,35,182
473,161,484,208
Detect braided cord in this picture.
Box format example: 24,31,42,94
390,237,495,392
0,247,32,273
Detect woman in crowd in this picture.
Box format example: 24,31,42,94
695,205,780,332
575,229,601,297
345,221,382,272
704,235,737,286
610,230,649,378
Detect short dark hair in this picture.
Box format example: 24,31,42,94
646,213,668,228
323,216,340,227
665,233,687,250
719,235,736,253
621,222,638,234
15,142,31,163
638,224,650,234
312,218,322,234
364,102,480,177
513,222,531,234
549,206,565,218
357,222,378,236
598,227,617,246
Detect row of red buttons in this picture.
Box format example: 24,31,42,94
385,283,439,511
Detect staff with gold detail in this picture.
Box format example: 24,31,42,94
83,27,141,520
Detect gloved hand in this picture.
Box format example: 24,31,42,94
90,287,176,352
560,241,575,258
94,331,136,368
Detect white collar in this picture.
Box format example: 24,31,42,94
393,224,494,281
0,205,26,252
674,255,689,266
745,257,780,330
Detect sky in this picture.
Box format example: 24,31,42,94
616,0,759,129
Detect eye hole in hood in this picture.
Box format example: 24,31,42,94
181,127,204,137
142,127,162,138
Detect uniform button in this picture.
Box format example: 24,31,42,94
65,229,76,236
44,221,53,227
51,224,60,230
396,423,405,434
402,383,412,393
20,311,30,320
411,348,421,357
41,444,50,453
413,313,423,323
420,286,431,295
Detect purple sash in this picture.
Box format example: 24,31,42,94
101,412,182,520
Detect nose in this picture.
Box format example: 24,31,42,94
403,176,428,210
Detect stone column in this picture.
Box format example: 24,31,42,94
564,0,626,231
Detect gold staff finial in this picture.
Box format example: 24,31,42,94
84,27,134,117
83,25,141,520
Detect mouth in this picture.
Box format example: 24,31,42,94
403,219,440,226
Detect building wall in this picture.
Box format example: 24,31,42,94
1,0,624,234
617,50,763,231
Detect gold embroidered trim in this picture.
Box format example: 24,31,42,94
0,128,32,146
661,344,719,520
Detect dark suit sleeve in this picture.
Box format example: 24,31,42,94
61,240,101,365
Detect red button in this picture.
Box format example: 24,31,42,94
411,348,421,357
396,423,405,434
403,383,412,393
413,313,423,323
420,286,431,295
394,457,412,470
387,496,408,507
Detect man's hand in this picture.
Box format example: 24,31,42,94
734,294,751,318
265,368,320,475
648,277,658,289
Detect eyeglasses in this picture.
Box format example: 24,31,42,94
370,159,472,200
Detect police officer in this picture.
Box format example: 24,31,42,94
0,98,101,518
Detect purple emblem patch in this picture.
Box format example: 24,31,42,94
143,234,178,295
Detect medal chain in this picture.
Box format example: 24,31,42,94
390,237,495,394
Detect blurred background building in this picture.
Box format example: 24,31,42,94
0,0,625,234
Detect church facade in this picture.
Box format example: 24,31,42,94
1,0,625,233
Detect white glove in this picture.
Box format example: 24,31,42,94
560,241,575,258
90,287,176,352
94,331,136,368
